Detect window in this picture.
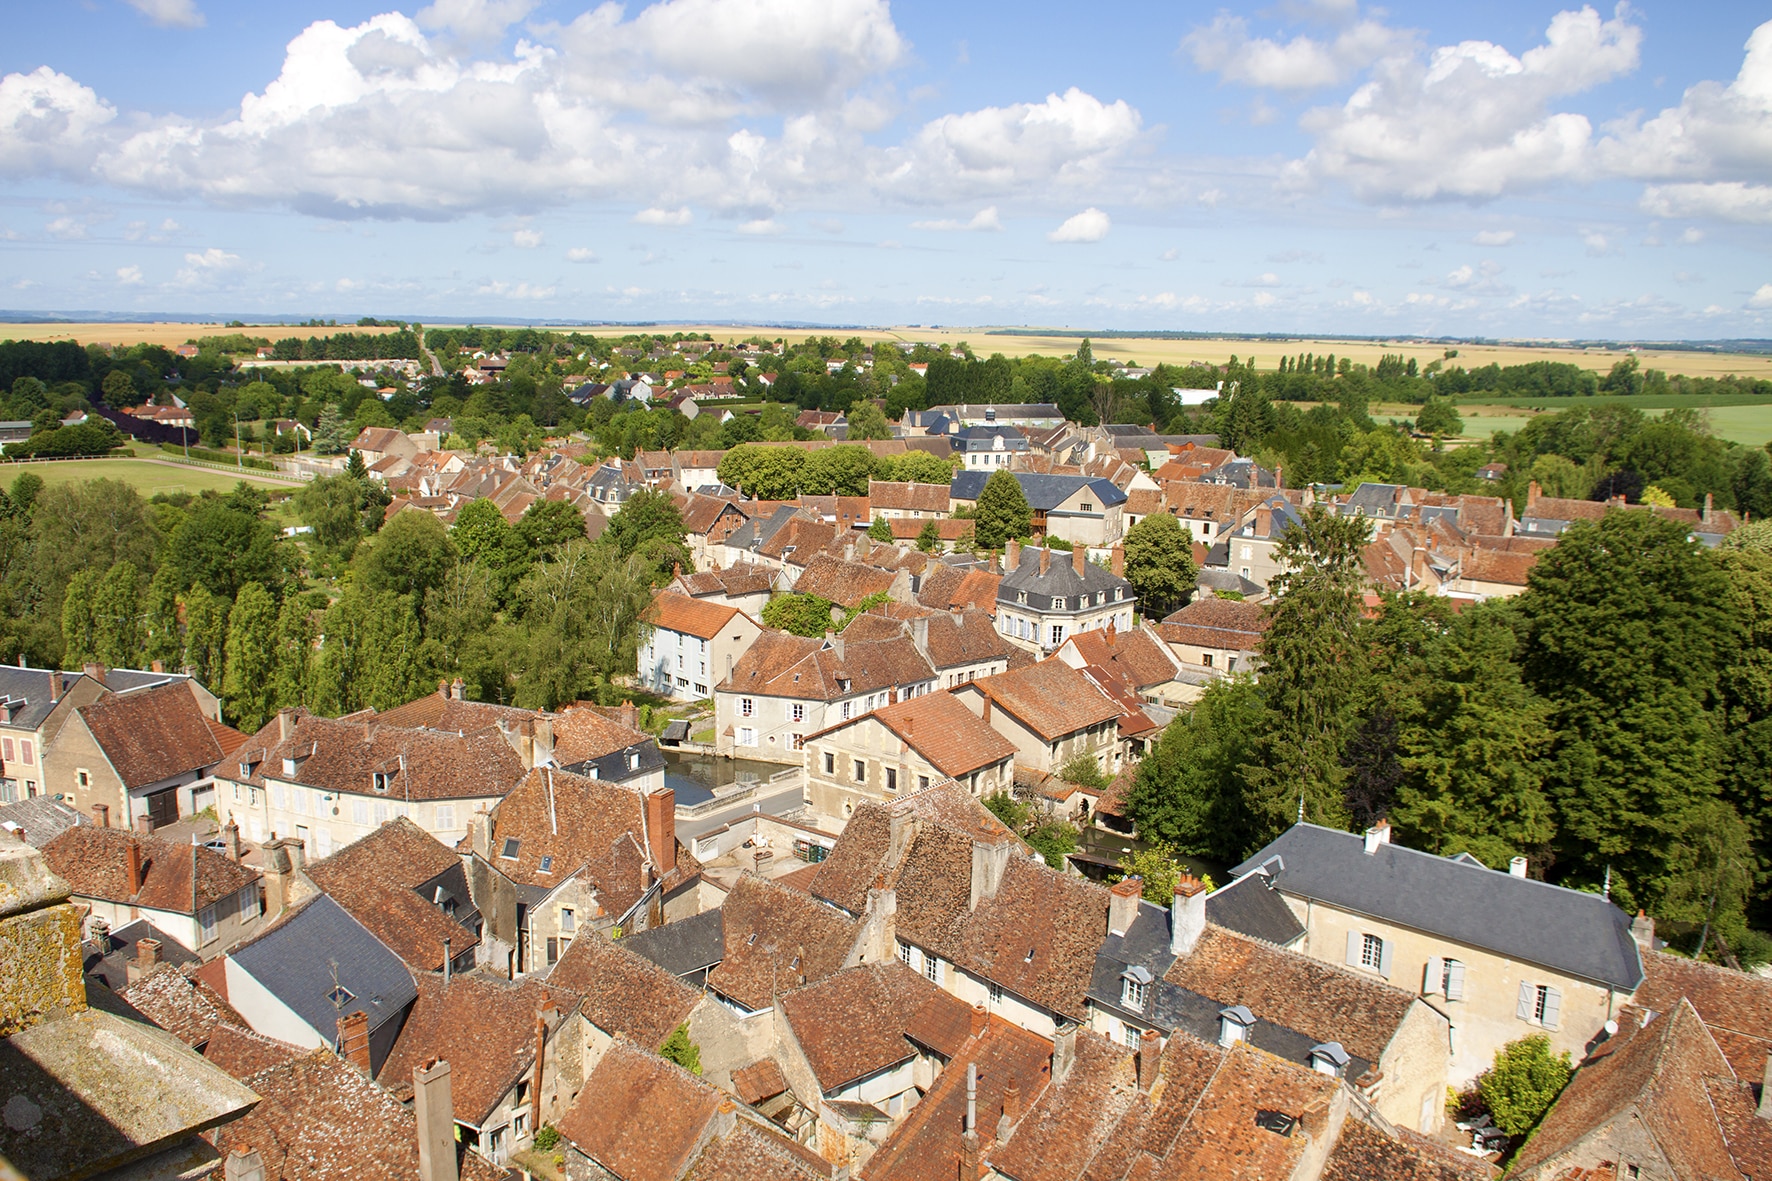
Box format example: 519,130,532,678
740,697,754,718
76,769,90,789
853,759,866,784
435,804,455,831
923,954,941,984
823,752,836,775
560,907,575,934
501,838,521,860
885,767,897,793
987,981,1002,1005
198,905,217,943
270,784,287,811
1122,976,1147,1010
547,937,559,965
1123,1023,1141,1048
538,855,554,874
841,701,852,721
373,801,389,825
1519,983,1562,1029
1050,625,1065,646
1202,653,1214,668
293,788,310,815
1080,502,1093,513
372,771,392,794
790,733,804,751
0,738,11,761
917,775,930,791
791,703,804,722
328,986,354,1007
738,726,757,747
352,799,369,826
1348,931,1390,977
1426,957,1467,1001
900,943,913,967
19,741,30,766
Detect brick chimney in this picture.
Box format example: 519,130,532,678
91,803,108,829
337,1010,371,1072
645,789,676,877
1005,537,1020,570
149,660,165,675
414,1059,459,1181
1039,546,1050,576
1170,876,1207,958
1255,506,1272,537
1527,480,1542,513
1110,546,1125,578
48,671,59,704
126,840,144,897
1072,546,1086,576
276,707,295,743
1137,1028,1161,1093
969,1002,987,1038
130,937,160,986
996,1082,1021,1143
1108,877,1141,937
83,662,107,687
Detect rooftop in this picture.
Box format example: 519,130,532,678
959,660,1121,741
43,826,259,919
549,928,701,1052
228,893,418,1040
777,961,973,1092
304,816,481,971
77,680,227,789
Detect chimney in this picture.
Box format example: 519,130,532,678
969,1003,987,1038
825,630,844,662
1051,1021,1077,1085
277,707,295,743
909,615,930,657
134,813,153,834
1039,546,1050,576
1704,492,1715,527
1109,877,1141,937
534,715,554,764
337,1010,371,1072
531,1015,548,1136
223,1149,267,1181
83,662,107,687
126,840,144,896
1758,1052,1772,1121
223,818,241,861
969,835,1010,911
1105,618,1117,647
1005,536,1020,571
1509,856,1528,878
92,803,108,829
646,789,676,876
1631,909,1656,953
1110,546,1125,578
1362,819,1391,855
1255,506,1273,538
438,679,449,699
619,700,638,730
261,837,304,918
414,1059,459,1181
996,1083,1021,1143
1137,1028,1161,1093
887,802,918,868
958,1063,982,1181
1170,876,1207,957
1274,464,1283,490
1527,480,1542,512
150,659,165,675
468,809,492,861
48,671,59,704
443,938,452,986
1412,546,1429,585
450,677,464,700
1073,546,1086,576
136,937,160,970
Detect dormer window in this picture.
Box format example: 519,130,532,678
1308,1042,1351,1076
1121,966,1152,1011
372,771,392,794
239,761,253,778
1219,1005,1255,1047
282,758,298,777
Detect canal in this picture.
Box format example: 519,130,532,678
662,750,794,806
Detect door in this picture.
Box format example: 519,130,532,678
147,789,178,830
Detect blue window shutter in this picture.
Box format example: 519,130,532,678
1516,981,1534,1021
1345,931,1362,968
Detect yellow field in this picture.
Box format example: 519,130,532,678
0,321,408,348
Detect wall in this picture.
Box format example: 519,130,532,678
641,617,762,703
1374,1000,1452,1134
223,956,327,1049
896,939,1060,1040
802,716,962,819
215,774,501,855
42,715,126,824
714,690,847,764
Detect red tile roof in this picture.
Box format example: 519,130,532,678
549,929,701,1052
1627,949,1772,1081
78,681,225,789
558,1039,724,1181
823,691,1016,779
1060,625,1178,690
708,874,861,1011
116,963,248,1048
1321,1116,1498,1181
868,481,951,513
646,590,746,639
778,962,970,1092
961,660,1120,741
202,1022,304,1079
304,816,477,971
1156,597,1269,649
231,712,527,802
43,826,259,918
792,553,899,607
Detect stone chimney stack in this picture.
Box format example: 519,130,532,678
910,615,930,657
1111,546,1125,578
1170,876,1207,958
1108,877,1141,937
886,801,918,868
1005,537,1020,571
1362,819,1391,855
645,789,676,877
83,662,107,688
48,670,60,703
1051,1022,1077,1085
337,1010,371,1072
223,818,241,861
996,1083,1021,1143
1072,546,1086,576
277,707,295,743
223,1149,267,1181
958,1063,982,1181
1631,909,1656,953
1527,480,1543,513
414,1059,459,1181
1758,1052,1772,1121
126,840,144,896
1510,856,1529,879
468,810,492,861
969,835,1011,912
619,700,638,730
1137,1028,1161,1093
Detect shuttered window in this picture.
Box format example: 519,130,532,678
1346,930,1393,978
1424,957,1465,1000
1445,960,1466,1001
1516,982,1562,1029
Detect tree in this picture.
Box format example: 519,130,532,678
1478,1035,1571,1138
717,445,804,499
1415,396,1462,436
518,498,590,555
1025,819,1079,869
345,450,369,479
355,511,458,608
1118,843,1181,905
916,518,942,553
182,585,231,690
846,401,891,440
1732,449,1772,521
973,469,1032,550
762,593,840,637
803,445,877,496
91,561,143,669
1127,677,1261,863
272,594,314,710
101,369,135,406
878,451,955,484
868,517,893,542
1121,512,1196,619
508,543,652,709
163,496,286,600
983,791,1032,831
1058,752,1109,789
60,569,101,667
142,564,184,670
313,404,350,455
660,1023,703,1075
293,474,370,556
601,488,684,562
223,584,280,731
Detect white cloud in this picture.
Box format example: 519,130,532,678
1474,229,1516,245
175,246,244,287
635,206,693,226
737,218,782,234
0,67,116,177
565,246,598,262
124,0,205,29
45,216,88,240
415,0,536,44
1158,248,1179,261
1681,227,1705,244
479,279,555,299
911,206,1002,231
115,265,142,285
1583,230,1615,256
1182,12,1412,90
512,228,543,247
1048,207,1110,243
1296,5,1642,201
885,89,1141,202
1750,284,1772,309
1641,182,1772,224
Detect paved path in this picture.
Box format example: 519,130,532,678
678,784,805,840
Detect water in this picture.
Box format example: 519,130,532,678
662,751,790,806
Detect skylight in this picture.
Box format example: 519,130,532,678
538,855,554,874
501,838,520,860
329,986,355,1008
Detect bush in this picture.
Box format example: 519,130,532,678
983,790,1032,831
1478,1034,1571,1138
1058,753,1110,790
660,1023,703,1075
160,443,277,471
532,1124,560,1152
1026,820,1079,869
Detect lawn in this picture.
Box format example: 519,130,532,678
1442,396,1772,447
6,457,295,497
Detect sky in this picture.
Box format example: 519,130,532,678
3,0,1772,337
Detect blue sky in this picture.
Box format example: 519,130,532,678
3,0,1772,336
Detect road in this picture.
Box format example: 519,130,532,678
678,784,806,840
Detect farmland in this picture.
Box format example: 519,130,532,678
5,456,295,497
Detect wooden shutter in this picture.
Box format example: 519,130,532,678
1516,981,1534,1020
1378,938,1394,979
1423,957,1444,996
1345,931,1362,968
1541,987,1561,1030
1446,961,1466,1002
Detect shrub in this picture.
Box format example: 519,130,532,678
660,1023,703,1076
533,1124,561,1152
1478,1034,1571,1138
1058,753,1110,790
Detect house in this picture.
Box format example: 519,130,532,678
995,540,1137,656
1217,493,1307,590
844,602,1013,689
223,892,418,1074
350,425,421,468
868,480,952,521
670,559,775,617
713,629,938,763
917,562,1002,615
45,678,241,830
463,765,699,975
1157,596,1268,677
43,824,262,958
638,591,764,702
952,659,1123,777
790,551,910,606
800,690,1018,817
705,873,867,1020
673,449,728,493
0,664,111,802
955,425,1030,470
923,404,1066,430
1052,620,1189,714
1010,474,1129,547
1627,945,1772,1081
1232,821,1647,1084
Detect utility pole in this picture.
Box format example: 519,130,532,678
233,410,242,469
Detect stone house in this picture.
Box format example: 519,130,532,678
668,560,775,618
801,691,1018,818
638,590,764,702
1156,597,1269,678
1052,621,1188,714
1217,493,1305,591
955,425,1030,471
843,602,1013,690
994,540,1136,656
868,480,952,521
951,659,1123,777
350,425,421,467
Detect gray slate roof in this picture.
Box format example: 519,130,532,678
1205,872,1306,947
0,666,199,736
0,797,89,847
229,894,417,1038
1233,824,1645,990
998,544,1134,611
621,907,723,978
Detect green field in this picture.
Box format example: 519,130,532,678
5,457,295,497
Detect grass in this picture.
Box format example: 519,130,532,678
1433,396,1772,446
7,457,294,496
0,321,407,349
1451,391,1772,409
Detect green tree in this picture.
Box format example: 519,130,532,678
1414,396,1463,436
602,488,685,562
878,451,955,484
973,469,1032,551
60,569,101,667
983,791,1032,831
1058,752,1109,789
91,561,144,669
762,593,840,637
1478,1035,1571,1138
272,594,314,710
803,445,878,496
846,401,891,440
345,449,369,479
518,498,590,555
355,511,458,609
163,496,286,600
359,590,435,711
916,518,942,553
1118,844,1180,905
1025,819,1079,869
223,583,280,731
1127,677,1262,862
1121,512,1196,619
293,474,370,556
451,500,531,601
181,585,232,690
717,445,805,499
142,564,184,670
660,1023,703,1075
508,543,652,709
868,517,893,542
313,404,350,455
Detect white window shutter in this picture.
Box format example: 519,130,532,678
1378,938,1394,979
1345,931,1362,968
1423,957,1444,996
1516,981,1534,1021
1446,961,1466,1002
1542,987,1561,1030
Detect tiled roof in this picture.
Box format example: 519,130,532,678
1140,1038,1338,1180
1629,949,1772,1080
214,1048,504,1181
646,591,745,639
721,631,935,702
792,553,898,607
961,660,1121,741
551,704,660,771
860,602,1010,670
115,962,247,1048
1157,597,1268,649
1321,1115,1499,1181
730,1057,789,1106
549,929,700,1051
43,826,259,918
868,481,951,512
304,816,479,971
676,562,773,597
77,681,224,789
377,973,576,1126
482,767,663,917
0,796,88,847
811,784,1017,917
558,1039,724,1181
682,1117,834,1181
778,962,970,1091
708,874,860,1011
1061,625,1178,690
1459,547,1540,586
232,712,528,802
986,1028,1140,1181
840,692,1017,779
949,855,1109,1021
369,691,539,733
202,1022,304,1079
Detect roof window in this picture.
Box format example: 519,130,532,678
538,855,554,874
501,838,521,860
328,986,355,1008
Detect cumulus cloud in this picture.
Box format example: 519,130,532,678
635,206,693,225
1641,182,1772,224
175,247,245,287
883,89,1141,201
1295,5,1642,201
479,279,556,299
737,217,782,234
124,0,205,29
0,67,116,177
416,0,536,43
1048,207,1110,243
1182,12,1412,90
512,228,543,247
1474,229,1516,245
565,246,598,262
1750,284,1772,309
911,206,1002,231
115,265,143,285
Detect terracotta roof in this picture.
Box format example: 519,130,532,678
43,826,259,918
481,767,666,917
720,631,934,702
1321,1115,1497,1181
351,426,407,452
1061,625,1178,690
917,565,1000,614
827,691,1017,779
1163,925,1419,1063
558,1039,725,1181
1525,494,1611,522
811,785,1018,918
868,481,951,512
646,590,745,639
214,1048,504,1181
682,1117,833,1181
708,874,861,1011
231,712,527,802
201,1022,304,1080
676,562,773,598
793,553,899,607
204,717,252,761
1459,547,1540,586
1157,598,1269,649
778,962,971,1091
551,704,658,769
78,681,224,789
549,928,700,1051
115,963,248,1048
1628,949,1772,1080
961,660,1121,741
730,1057,789,1106
369,691,539,733
304,816,479,971
948,855,1110,1021
774,862,824,894
377,973,576,1126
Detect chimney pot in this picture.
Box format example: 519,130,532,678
1362,820,1391,855
1509,856,1528,879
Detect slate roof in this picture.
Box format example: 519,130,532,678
304,816,480,971
229,894,417,1041
1234,824,1646,989
77,681,225,789
559,1039,725,1181
622,907,724,979
549,928,701,1051
115,961,248,1048
960,660,1121,741
378,973,575,1126
1204,872,1307,946
708,874,860,1010
0,796,89,847
778,962,972,1092
82,916,201,989
998,543,1134,611
0,665,81,734
44,825,259,918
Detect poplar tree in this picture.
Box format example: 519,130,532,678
973,470,1032,551
182,585,232,691
223,583,280,730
